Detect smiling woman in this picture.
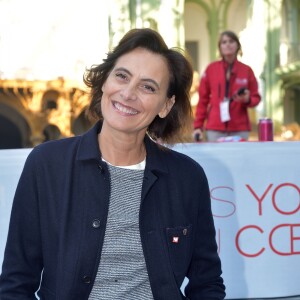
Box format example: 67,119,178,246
84,29,194,146
0,28,226,300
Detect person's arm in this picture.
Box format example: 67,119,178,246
246,67,261,107
193,68,211,132
233,66,260,107
0,150,43,299
185,170,226,299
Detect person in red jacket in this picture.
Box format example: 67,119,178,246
193,30,261,142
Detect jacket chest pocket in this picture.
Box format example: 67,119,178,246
166,224,192,277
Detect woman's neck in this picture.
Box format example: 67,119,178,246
98,131,146,167
223,55,236,64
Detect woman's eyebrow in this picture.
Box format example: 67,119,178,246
114,67,131,75
114,67,160,89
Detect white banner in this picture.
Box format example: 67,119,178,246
1,143,300,299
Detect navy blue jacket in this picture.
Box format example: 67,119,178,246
0,122,225,299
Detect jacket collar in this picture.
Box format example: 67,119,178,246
222,57,239,73
144,135,169,174
76,121,102,161
76,121,169,174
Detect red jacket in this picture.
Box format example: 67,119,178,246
194,58,261,131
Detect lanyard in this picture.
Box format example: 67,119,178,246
225,64,232,98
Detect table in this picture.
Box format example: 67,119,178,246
1,142,300,299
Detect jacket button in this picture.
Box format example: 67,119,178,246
82,275,91,284
92,219,101,228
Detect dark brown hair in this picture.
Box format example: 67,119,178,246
218,30,243,57
83,28,193,143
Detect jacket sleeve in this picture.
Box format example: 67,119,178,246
184,168,226,299
193,68,211,130
0,150,42,299
246,66,261,108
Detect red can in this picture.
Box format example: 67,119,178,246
258,118,273,141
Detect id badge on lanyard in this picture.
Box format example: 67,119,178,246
220,98,230,122
220,64,232,122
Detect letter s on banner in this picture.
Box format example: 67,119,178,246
211,186,236,218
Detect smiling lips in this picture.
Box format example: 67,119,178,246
113,101,139,115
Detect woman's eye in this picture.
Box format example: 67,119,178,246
115,72,127,80
143,85,155,93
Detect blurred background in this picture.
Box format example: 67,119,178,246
0,0,300,149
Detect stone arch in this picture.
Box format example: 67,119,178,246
43,124,61,142
0,103,31,149
42,90,59,112
185,0,232,62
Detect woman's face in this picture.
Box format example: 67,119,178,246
101,47,175,138
219,34,239,57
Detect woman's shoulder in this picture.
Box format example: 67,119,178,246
210,59,223,66
235,59,254,70
28,135,81,164
35,135,79,152
204,60,223,73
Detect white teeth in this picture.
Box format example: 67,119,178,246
114,102,138,115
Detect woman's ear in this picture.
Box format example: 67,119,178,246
158,95,175,118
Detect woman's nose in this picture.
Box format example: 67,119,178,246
120,84,137,101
